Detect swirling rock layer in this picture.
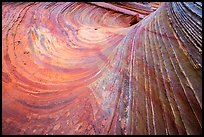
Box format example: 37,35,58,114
2,2,202,135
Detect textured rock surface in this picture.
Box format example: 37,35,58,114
2,2,202,135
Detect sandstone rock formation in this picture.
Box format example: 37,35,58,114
2,2,202,135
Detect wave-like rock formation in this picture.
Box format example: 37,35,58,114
2,2,202,135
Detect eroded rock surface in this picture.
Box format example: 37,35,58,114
2,2,202,135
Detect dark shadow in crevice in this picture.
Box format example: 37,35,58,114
129,15,140,26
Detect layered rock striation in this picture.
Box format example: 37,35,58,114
2,2,202,135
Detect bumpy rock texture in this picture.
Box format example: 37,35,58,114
2,2,202,135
